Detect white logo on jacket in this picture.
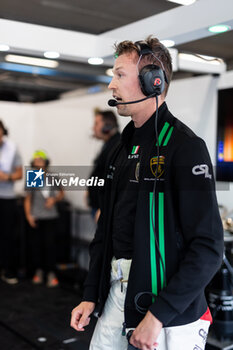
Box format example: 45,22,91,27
192,164,212,179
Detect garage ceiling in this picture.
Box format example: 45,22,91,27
176,30,233,66
0,0,179,34
0,0,233,102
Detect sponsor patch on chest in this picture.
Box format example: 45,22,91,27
150,156,165,178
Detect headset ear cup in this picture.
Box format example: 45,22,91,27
101,124,113,134
139,65,165,96
138,74,148,96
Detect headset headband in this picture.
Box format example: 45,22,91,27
134,41,168,84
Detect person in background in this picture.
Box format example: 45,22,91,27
87,109,120,222
0,120,22,284
24,150,64,287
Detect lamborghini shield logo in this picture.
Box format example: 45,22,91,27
150,156,165,178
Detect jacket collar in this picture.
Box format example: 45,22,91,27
121,102,169,148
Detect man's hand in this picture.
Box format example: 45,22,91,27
27,214,37,228
130,311,163,350
70,301,95,332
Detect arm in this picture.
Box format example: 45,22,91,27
24,193,37,228
82,212,105,301
45,188,64,208
71,144,119,332
148,137,223,325
70,212,105,331
0,165,22,182
132,137,223,349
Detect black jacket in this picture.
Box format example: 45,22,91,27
88,132,121,210
83,102,223,328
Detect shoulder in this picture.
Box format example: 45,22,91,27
2,138,16,150
166,107,197,141
166,109,205,148
165,109,210,164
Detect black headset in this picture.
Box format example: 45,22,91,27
101,123,114,134
135,42,168,97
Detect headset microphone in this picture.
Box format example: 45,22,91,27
108,93,156,107
108,99,118,107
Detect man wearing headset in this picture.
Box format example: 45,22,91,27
71,37,223,350
87,109,120,221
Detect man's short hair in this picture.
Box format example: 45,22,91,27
114,36,172,96
95,110,119,130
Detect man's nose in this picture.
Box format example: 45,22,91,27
108,77,115,90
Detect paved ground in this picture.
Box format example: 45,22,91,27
0,278,96,350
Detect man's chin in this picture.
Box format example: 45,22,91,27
117,107,131,117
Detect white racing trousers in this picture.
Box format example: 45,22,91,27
89,258,210,350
